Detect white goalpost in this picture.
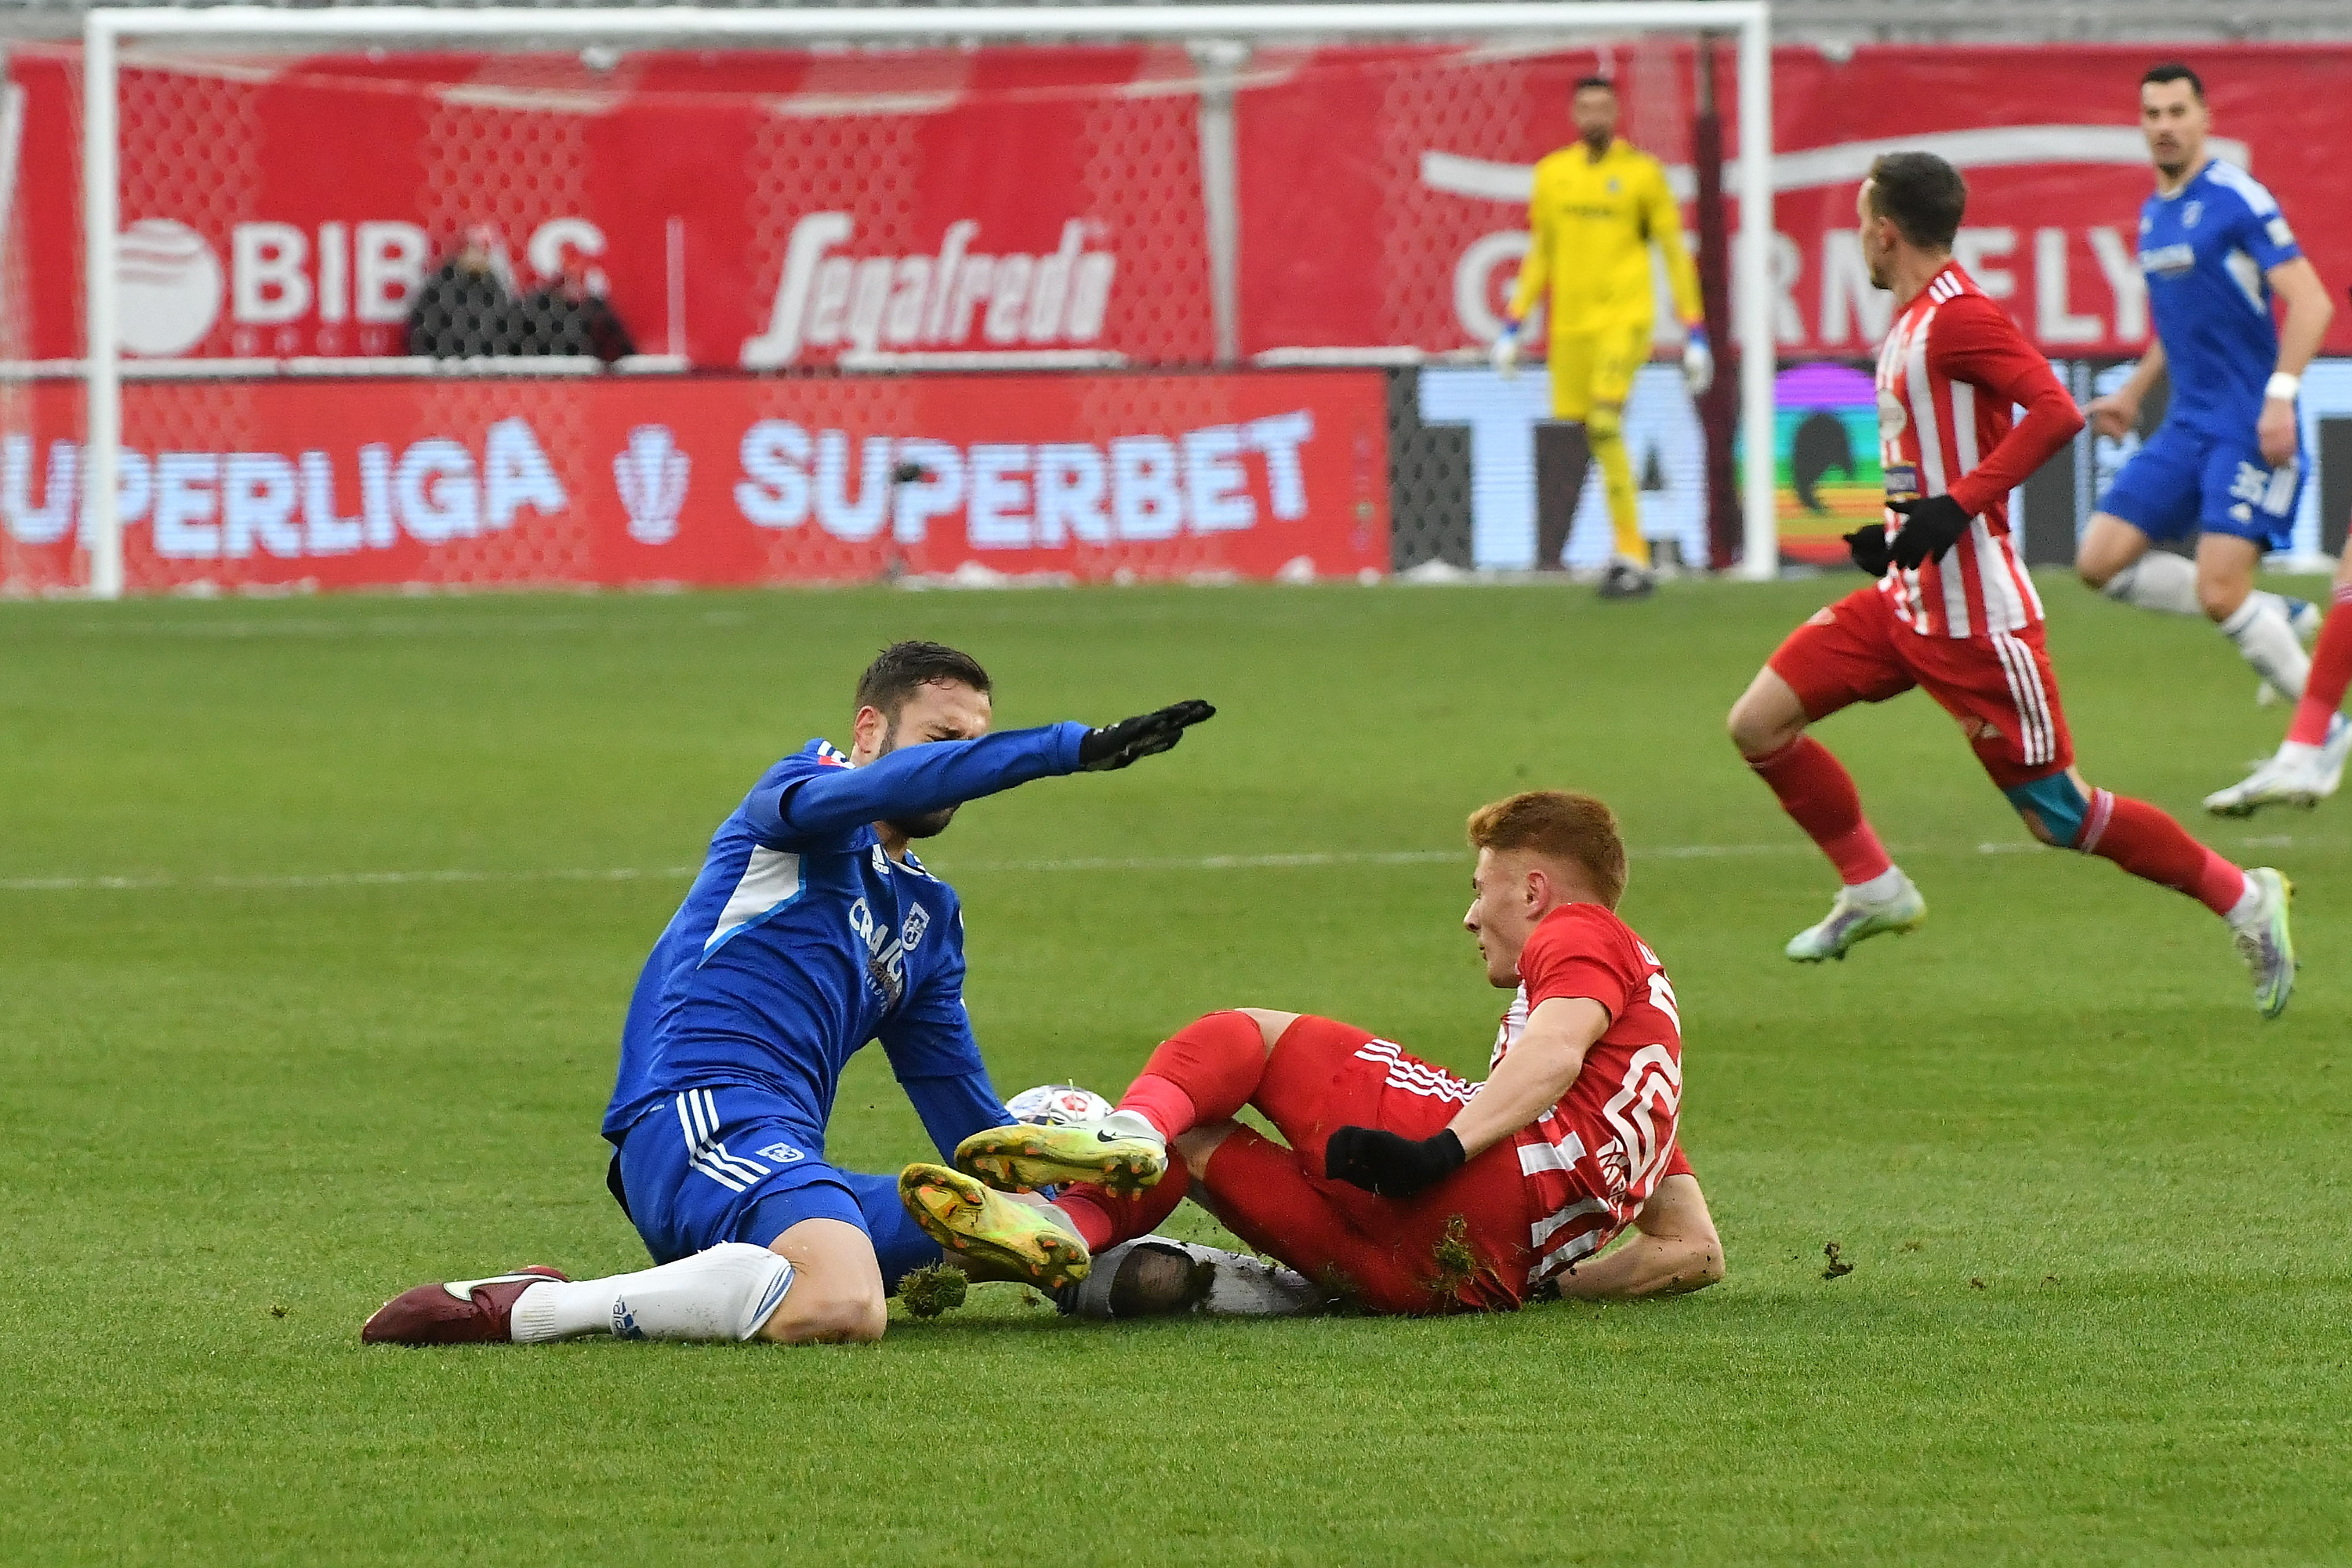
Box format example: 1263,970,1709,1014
77,2,1778,597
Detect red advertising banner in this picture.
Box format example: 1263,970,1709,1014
0,372,1390,593
1236,42,2352,360
3,44,1216,369
8,42,2347,370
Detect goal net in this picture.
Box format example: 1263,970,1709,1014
13,3,1774,597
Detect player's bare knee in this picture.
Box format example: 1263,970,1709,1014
2074,554,2114,592
755,1250,886,1345
1675,1236,1726,1291
1726,694,1797,758
2196,575,2248,623
762,1282,885,1345
1173,1119,1240,1171
2003,771,2093,851
1232,1007,1298,1054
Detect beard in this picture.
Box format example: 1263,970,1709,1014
873,723,958,839
886,804,958,840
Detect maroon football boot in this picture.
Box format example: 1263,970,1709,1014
361,1266,570,1345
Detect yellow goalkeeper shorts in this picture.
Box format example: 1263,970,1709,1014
1546,321,1652,423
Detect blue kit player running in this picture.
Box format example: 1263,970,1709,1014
2074,63,2337,753
363,641,1212,1348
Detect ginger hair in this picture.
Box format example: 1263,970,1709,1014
1465,790,1628,909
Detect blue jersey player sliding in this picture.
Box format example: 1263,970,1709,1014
363,641,1210,1348
2074,64,2338,789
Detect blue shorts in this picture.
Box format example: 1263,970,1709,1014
612,1085,862,1265
2097,420,2303,553
610,1084,944,1285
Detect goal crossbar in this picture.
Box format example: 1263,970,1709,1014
79,2,1778,595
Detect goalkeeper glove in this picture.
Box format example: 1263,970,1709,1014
1842,524,1893,576
1490,320,1520,379
1682,325,1714,396
1078,699,1215,771
1887,495,1971,571
1325,1126,1465,1200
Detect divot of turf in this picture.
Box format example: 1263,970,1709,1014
897,1264,969,1319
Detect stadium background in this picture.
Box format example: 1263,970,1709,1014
6,5,2352,596
9,6,2352,1565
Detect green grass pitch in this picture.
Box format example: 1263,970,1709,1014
4,577,2347,1566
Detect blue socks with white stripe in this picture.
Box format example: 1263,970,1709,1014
509,1242,793,1344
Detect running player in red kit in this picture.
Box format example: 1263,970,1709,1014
912,791,1723,1314
1726,151,2297,1016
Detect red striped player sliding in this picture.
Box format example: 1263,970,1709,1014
1726,151,2297,1017
911,791,1724,1316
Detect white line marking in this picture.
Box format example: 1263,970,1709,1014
2,835,2335,895
0,866,699,893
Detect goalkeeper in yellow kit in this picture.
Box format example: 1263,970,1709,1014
1494,76,1710,598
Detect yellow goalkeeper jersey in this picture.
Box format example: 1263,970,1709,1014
1507,138,1703,338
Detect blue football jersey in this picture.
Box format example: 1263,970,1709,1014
602,723,1088,1150
2139,159,2303,438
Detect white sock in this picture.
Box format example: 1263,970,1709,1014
1846,866,1906,902
2250,590,2301,626
1098,1107,1167,1147
510,1242,793,1345
2224,877,2265,930
2219,597,2310,701
2101,552,2201,616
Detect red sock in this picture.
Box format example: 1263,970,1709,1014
2286,583,2352,746
1054,1149,1192,1252
1114,1011,1267,1142
2077,789,2247,916
1747,736,1895,884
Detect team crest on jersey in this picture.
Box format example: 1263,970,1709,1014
2183,199,2202,229
902,905,930,953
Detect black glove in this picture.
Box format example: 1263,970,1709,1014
1842,524,1892,576
1886,495,1971,571
1325,1126,1465,1200
1078,699,1215,771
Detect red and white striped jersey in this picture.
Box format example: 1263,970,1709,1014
1489,902,1684,1288
1871,263,2084,639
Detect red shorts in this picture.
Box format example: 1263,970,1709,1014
1196,1017,1690,1314
1769,586,2074,789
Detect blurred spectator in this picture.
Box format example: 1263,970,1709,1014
405,226,515,358
514,260,636,363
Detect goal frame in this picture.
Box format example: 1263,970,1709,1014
79,2,1778,597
